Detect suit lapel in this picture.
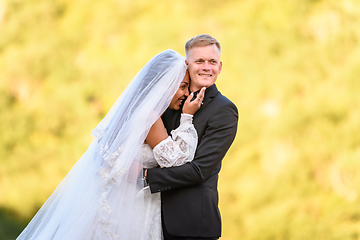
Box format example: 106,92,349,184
193,84,219,117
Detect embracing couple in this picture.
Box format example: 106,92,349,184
17,34,238,240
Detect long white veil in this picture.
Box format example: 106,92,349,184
17,49,187,240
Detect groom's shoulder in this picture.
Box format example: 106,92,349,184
213,87,237,111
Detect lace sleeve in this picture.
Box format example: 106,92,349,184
152,114,198,168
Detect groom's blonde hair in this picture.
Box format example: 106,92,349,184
185,34,221,58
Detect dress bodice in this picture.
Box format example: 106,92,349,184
140,144,159,169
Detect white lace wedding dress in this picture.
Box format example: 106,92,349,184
132,114,197,240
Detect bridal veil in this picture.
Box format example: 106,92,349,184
17,49,187,240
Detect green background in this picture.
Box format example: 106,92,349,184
1,0,360,239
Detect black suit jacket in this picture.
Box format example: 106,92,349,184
147,84,238,238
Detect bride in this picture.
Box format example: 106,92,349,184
17,49,204,240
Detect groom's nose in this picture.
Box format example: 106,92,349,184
202,61,211,71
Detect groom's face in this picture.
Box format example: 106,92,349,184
186,44,222,92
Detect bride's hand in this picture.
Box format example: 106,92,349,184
182,87,206,115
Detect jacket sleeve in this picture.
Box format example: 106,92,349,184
147,101,238,193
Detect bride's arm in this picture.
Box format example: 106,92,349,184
145,118,169,149
146,114,197,168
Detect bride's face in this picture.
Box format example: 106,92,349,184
169,71,190,110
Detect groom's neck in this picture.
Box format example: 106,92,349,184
190,87,202,93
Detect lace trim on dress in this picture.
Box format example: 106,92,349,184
91,127,127,239
92,127,128,187
153,114,197,168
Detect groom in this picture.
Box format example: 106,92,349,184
146,34,238,240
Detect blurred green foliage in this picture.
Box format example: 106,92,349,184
1,0,360,239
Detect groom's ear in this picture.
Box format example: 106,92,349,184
185,59,188,65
